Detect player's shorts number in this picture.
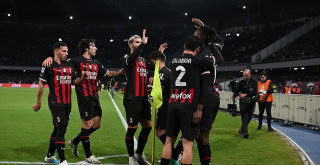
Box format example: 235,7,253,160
175,65,186,86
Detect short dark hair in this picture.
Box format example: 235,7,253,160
260,71,267,77
78,39,95,55
184,35,201,52
194,25,217,46
52,42,67,52
150,51,166,62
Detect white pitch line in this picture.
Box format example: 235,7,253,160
76,154,128,164
272,127,315,165
258,121,315,165
107,91,138,150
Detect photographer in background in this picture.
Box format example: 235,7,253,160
228,78,239,93
228,78,239,116
232,69,258,138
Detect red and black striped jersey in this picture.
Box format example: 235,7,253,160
168,53,215,110
123,53,148,100
70,56,108,100
39,61,79,105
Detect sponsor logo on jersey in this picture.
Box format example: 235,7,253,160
136,67,147,77
56,75,72,84
171,92,192,99
81,71,97,80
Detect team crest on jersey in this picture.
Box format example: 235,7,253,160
57,116,60,123
63,68,66,72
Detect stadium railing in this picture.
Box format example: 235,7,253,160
219,91,320,127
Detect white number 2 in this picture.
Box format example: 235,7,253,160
175,66,186,86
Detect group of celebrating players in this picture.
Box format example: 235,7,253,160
32,18,224,165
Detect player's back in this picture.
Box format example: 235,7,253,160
168,53,205,110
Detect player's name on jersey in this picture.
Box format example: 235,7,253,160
172,58,192,64
81,71,97,80
171,92,192,99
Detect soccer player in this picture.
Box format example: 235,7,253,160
160,36,216,165
149,43,171,143
122,29,152,165
42,39,123,164
192,18,224,164
33,42,89,165
149,44,183,164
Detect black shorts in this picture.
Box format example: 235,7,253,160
200,90,220,131
166,108,200,141
156,105,168,130
49,103,71,126
123,99,151,126
78,97,102,121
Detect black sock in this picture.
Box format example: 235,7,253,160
55,125,67,162
160,158,170,165
198,143,211,164
172,137,183,160
136,127,152,154
159,133,167,144
55,138,66,162
89,127,97,134
125,128,137,156
47,127,57,157
80,128,92,158
72,129,82,146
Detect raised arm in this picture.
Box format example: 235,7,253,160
124,29,148,66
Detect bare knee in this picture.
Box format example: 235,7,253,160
82,119,93,129
156,129,166,138
182,138,194,150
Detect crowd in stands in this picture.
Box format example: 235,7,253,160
263,26,320,63
0,17,314,68
220,18,310,64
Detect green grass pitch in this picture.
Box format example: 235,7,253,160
0,87,302,164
